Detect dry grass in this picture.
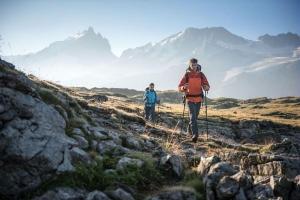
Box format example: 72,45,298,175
160,101,300,127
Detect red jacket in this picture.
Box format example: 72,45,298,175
178,68,210,103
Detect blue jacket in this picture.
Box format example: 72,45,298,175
143,89,157,107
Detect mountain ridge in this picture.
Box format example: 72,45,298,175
3,26,300,98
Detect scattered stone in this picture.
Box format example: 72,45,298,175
73,135,89,149
70,147,92,165
116,157,144,171
33,187,87,200
108,188,135,200
160,154,184,178
86,190,112,200
216,176,240,199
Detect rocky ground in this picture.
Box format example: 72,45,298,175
1,58,300,200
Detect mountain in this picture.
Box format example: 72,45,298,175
4,27,117,86
4,27,300,98
215,50,300,98
114,27,300,96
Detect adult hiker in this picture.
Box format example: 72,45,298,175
143,83,160,122
178,58,210,142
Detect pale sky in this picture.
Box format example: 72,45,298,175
0,0,299,56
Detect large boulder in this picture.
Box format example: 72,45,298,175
203,161,237,200
0,64,76,198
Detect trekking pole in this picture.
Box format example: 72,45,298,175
156,104,160,125
205,91,208,140
181,95,186,132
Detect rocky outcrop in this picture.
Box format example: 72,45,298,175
0,63,76,198
241,153,300,179
198,155,300,200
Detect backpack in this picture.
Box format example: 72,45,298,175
144,90,157,106
184,64,204,99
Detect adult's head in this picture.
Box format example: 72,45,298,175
189,58,198,71
149,82,155,90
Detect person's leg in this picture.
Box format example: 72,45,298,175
188,102,198,138
150,105,156,122
145,106,150,120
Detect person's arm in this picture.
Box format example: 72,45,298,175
143,91,148,102
156,93,160,104
178,74,188,92
201,72,210,91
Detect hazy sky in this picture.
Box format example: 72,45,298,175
0,0,299,56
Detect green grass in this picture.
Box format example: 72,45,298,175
38,88,64,107
24,152,164,199
181,170,205,200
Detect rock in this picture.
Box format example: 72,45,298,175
91,140,98,151
72,128,85,136
146,186,198,200
73,135,89,149
268,138,300,155
197,156,221,176
0,86,75,197
206,162,237,184
97,140,128,156
33,187,87,200
57,146,75,173
270,175,293,200
88,126,109,140
290,175,300,200
234,188,247,200
241,153,300,179
70,147,92,165
122,136,142,150
108,188,135,200
216,176,240,199
204,162,237,200
116,157,144,171
86,190,112,200
108,131,122,145
160,154,184,178
231,170,253,190
247,184,274,200
0,104,5,114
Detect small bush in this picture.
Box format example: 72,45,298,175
38,88,63,107
123,151,163,189
182,170,205,200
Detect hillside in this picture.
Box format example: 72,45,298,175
1,59,300,200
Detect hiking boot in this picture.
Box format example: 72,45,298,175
192,135,198,143
187,124,192,135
